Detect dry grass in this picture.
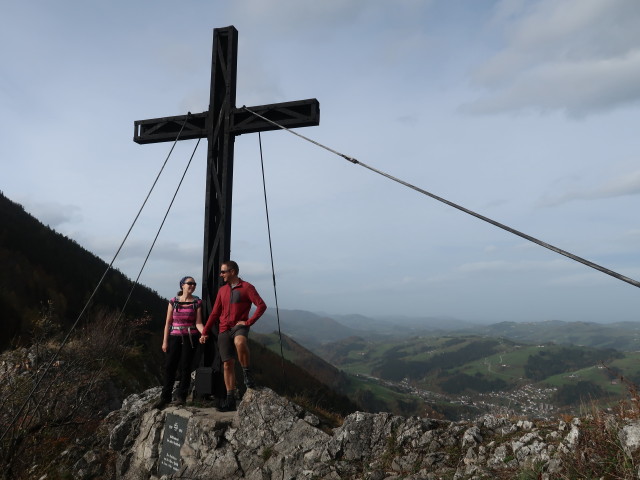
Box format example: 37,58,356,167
557,369,640,479
290,394,344,432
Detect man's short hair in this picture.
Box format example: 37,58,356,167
223,260,239,273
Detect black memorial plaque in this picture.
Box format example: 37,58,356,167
158,413,189,476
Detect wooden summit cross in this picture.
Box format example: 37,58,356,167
133,26,319,314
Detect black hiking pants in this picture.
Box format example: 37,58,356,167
161,334,200,401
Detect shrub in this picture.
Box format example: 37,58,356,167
0,308,150,480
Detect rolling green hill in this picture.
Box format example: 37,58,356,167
311,334,640,416
459,320,640,352
252,332,446,418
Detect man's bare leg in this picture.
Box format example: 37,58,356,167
223,358,236,391
235,336,250,367
220,359,237,411
235,335,256,388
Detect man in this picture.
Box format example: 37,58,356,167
200,260,266,411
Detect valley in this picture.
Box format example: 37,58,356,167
254,325,640,420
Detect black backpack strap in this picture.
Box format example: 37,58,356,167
172,296,200,311
192,295,201,311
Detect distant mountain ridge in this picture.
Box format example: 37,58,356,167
335,313,477,334
254,307,640,352
252,310,360,345
252,309,477,346
458,320,640,352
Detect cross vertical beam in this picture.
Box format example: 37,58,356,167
202,26,237,315
133,26,320,316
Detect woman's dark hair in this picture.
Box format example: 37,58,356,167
177,276,194,296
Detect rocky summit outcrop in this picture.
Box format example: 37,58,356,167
90,387,640,480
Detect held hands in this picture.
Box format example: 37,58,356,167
200,335,208,344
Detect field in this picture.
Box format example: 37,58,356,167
254,331,640,419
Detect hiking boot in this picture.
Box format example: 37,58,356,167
171,398,186,406
153,398,170,410
218,396,237,412
243,369,256,389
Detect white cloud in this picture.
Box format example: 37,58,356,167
539,169,640,206
456,258,574,274
82,237,201,265
464,0,640,117
236,52,285,106
20,199,82,228
237,261,274,280
229,0,364,33
397,114,419,125
625,229,640,241
547,271,608,286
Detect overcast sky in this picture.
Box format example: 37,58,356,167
2,0,639,324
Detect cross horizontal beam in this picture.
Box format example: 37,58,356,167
133,112,208,144
133,98,319,144
230,98,320,135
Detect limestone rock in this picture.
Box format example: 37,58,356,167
85,387,635,479
619,421,640,455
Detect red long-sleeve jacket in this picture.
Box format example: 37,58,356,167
203,279,266,334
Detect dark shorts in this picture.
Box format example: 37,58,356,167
218,325,249,362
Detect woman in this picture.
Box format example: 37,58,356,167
154,276,203,408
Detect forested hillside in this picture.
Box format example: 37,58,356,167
0,192,167,351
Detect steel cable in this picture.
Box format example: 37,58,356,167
117,138,201,316
257,132,289,391
241,106,640,290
